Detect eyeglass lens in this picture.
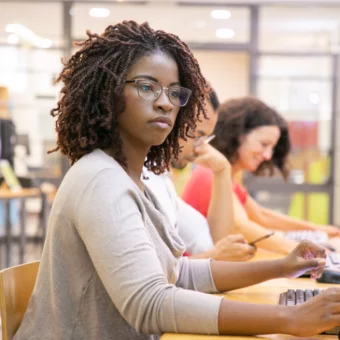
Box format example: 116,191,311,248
136,80,191,107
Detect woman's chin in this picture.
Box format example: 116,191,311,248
149,137,168,147
244,163,259,173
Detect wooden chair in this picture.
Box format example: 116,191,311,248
0,261,40,340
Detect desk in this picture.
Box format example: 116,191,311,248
161,248,340,340
161,278,337,340
0,188,47,267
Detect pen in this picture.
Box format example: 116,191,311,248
249,232,275,246
204,134,216,144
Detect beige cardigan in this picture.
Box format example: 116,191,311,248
14,149,222,340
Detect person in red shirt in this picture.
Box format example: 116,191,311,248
182,96,340,254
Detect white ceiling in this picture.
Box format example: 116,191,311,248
1,1,340,51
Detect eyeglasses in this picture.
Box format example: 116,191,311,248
125,79,192,107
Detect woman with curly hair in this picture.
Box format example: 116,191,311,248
13,22,340,340
182,96,340,255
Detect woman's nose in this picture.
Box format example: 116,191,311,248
154,90,174,112
262,148,273,161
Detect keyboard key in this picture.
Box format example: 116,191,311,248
284,230,328,243
296,289,305,304
279,292,287,305
278,289,340,335
329,252,340,265
313,289,323,296
305,289,314,301
287,289,296,306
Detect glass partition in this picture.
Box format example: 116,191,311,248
257,56,333,185
0,2,63,176
259,6,340,52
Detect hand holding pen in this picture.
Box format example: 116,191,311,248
249,232,275,247
193,134,231,174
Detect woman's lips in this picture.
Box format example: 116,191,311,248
149,116,172,129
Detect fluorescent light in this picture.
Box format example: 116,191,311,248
40,39,52,48
211,10,231,20
216,28,235,39
89,8,110,18
7,34,19,45
5,23,52,48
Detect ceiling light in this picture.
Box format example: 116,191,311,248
215,28,235,39
5,24,52,48
211,10,231,20
89,8,110,18
40,39,52,48
7,34,19,45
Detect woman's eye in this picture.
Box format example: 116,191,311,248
170,89,180,98
139,84,154,92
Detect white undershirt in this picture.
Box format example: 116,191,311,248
143,169,214,254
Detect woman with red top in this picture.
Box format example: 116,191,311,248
182,96,340,255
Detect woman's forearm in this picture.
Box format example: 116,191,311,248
261,208,319,231
207,168,235,243
218,299,290,335
235,218,298,254
210,258,284,292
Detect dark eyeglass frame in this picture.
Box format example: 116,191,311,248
125,79,192,107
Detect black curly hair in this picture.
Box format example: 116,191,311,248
211,96,291,179
49,20,207,174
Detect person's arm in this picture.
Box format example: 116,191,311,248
215,243,340,337
183,241,340,337
77,169,222,335
190,234,256,262
177,190,256,262
217,291,340,337
207,166,235,242
245,195,340,236
233,193,298,254
215,242,337,337
182,144,235,243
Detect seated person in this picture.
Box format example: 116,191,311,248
182,96,340,255
14,22,340,340
145,88,255,261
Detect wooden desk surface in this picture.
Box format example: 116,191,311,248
0,188,41,199
161,278,337,340
161,246,340,340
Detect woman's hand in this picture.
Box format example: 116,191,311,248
280,241,326,279
288,287,340,337
193,142,231,174
323,225,340,237
212,234,256,262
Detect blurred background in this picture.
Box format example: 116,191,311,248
1,0,340,266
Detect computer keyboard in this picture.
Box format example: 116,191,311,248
327,252,340,266
284,230,328,243
279,289,340,336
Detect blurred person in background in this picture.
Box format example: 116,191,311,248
145,88,256,262
182,96,340,255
